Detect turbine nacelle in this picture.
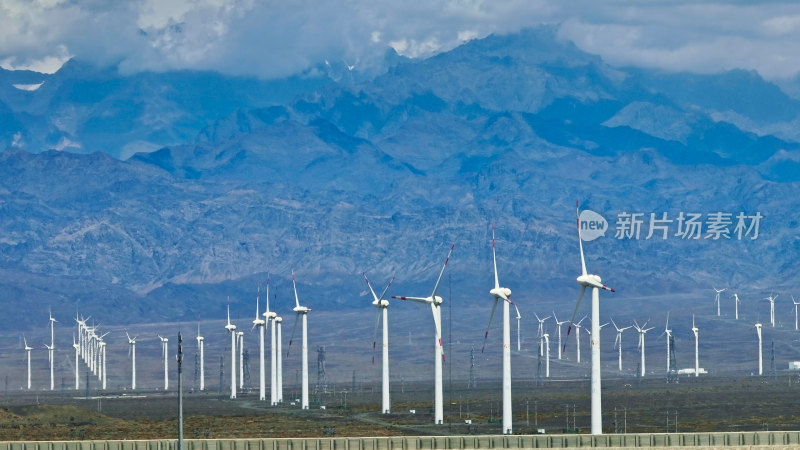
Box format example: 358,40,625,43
372,299,390,308
263,311,277,319
293,305,311,314
275,316,283,323
253,318,266,326
576,274,613,292
489,287,512,299
225,324,237,332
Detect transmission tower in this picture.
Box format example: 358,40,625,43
316,346,329,393
468,346,476,389
218,355,224,395
771,340,777,379
667,334,678,383
242,348,251,391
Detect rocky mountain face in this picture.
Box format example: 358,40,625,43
1,27,798,331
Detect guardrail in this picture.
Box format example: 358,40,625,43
3,431,800,450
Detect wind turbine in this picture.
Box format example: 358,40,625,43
224,304,237,399
253,286,267,401
564,202,615,436
755,321,763,375
792,296,800,331
633,320,654,377
159,335,169,390
571,316,587,363
263,276,278,405
663,313,672,374
72,334,80,390
47,310,57,391
288,270,312,410
540,333,551,377
733,293,741,320
534,313,551,357
765,294,778,327
713,287,726,317
479,228,513,435
691,315,699,377
364,272,394,415
392,243,454,425
23,336,32,390
126,331,137,390
611,319,632,372
553,312,569,360
196,325,204,391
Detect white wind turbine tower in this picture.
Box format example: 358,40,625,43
765,294,778,327
663,313,672,374
159,335,169,390
23,336,32,390
691,315,699,377
126,331,137,390
733,293,741,320
553,312,569,360
755,321,763,375
713,287,726,317
392,243,454,426
263,276,278,405
478,228,513,435
571,316,587,363
288,270,312,410
99,338,107,390
611,319,632,372
224,304,237,399
72,334,80,390
364,272,395,415
792,296,800,331
196,325,204,391
534,313,551,357
633,320,654,377
564,202,616,436
515,306,522,352
47,310,57,390
253,287,267,401
541,333,551,377
275,315,284,403
585,322,608,351
237,330,245,389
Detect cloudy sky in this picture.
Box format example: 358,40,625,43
1,0,800,80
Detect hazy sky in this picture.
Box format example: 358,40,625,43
2,0,800,80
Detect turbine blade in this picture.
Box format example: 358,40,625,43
492,225,500,290
363,272,380,302
292,269,300,308
392,296,431,304
430,244,455,299
563,285,587,354
577,201,587,277
481,298,500,353
378,275,395,301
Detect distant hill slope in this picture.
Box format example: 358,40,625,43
0,26,798,330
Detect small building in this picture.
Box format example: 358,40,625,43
789,361,800,370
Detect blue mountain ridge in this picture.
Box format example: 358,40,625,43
0,26,798,332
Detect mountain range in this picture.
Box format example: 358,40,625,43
1,26,798,332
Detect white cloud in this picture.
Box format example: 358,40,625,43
1,0,800,80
